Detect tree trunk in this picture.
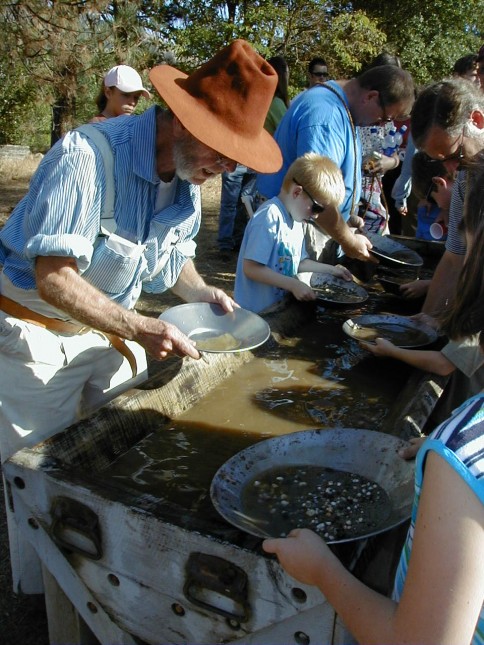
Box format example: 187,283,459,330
50,92,76,148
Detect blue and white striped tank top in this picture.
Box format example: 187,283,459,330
393,393,484,644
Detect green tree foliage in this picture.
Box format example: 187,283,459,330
146,1,386,94
0,0,482,146
0,1,158,146
343,0,483,84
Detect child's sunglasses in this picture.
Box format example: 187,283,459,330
293,177,326,215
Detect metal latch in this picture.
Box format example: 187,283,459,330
184,552,250,622
50,496,103,560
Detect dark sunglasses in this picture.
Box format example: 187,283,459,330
311,71,329,78
425,129,465,164
426,145,464,164
293,178,326,214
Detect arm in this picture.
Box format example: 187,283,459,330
359,338,456,375
35,256,200,360
422,173,466,314
171,258,236,311
391,134,416,215
421,250,464,316
311,205,374,262
263,452,484,644
243,259,316,302
296,118,374,262
298,259,353,281
399,279,430,300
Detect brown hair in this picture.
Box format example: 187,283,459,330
357,65,415,108
440,163,484,344
268,56,289,108
411,152,453,203
95,80,108,112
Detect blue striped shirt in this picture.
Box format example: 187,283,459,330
0,107,201,310
393,393,484,644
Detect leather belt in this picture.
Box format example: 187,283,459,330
0,294,138,378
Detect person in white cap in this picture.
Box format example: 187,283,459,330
90,64,151,122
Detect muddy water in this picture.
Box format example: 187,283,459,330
105,305,413,533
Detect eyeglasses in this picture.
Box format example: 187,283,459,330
293,178,326,214
378,97,392,123
425,128,465,164
311,71,329,78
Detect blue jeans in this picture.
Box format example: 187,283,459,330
218,164,255,251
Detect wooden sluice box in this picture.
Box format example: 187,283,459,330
4,276,447,645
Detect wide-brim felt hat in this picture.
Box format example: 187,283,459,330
149,39,282,174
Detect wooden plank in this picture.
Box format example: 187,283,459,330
6,461,332,645
43,567,98,645
11,492,138,645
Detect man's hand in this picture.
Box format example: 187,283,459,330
341,232,377,263
190,285,237,312
172,259,236,312
133,317,200,360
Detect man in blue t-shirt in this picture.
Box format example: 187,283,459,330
257,65,415,263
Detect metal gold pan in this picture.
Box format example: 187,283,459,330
159,302,271,353
367,233,424,268
310,273,369,305
342,314,438,348
210,428,415,543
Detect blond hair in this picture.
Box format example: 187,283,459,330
281,153,345,206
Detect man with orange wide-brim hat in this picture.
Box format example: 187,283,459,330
149,40,282,174
0,40,282,594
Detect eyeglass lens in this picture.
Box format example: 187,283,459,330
293,177,325,214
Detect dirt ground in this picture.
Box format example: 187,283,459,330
0,165,233,645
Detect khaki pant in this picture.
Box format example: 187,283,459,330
0,315,147,592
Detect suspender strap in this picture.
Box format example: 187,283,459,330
76,124,116,234
0,295,137,378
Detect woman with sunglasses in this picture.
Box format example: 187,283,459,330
234,153,353,313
